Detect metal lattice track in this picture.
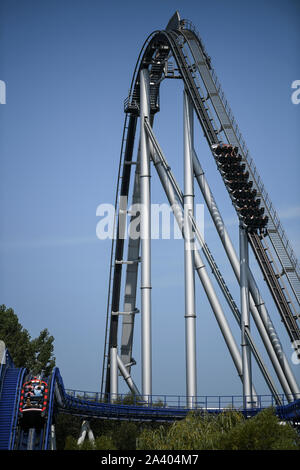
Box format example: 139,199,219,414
101,114,137,397
176,21,300,308
162,23,300,347
249,233,300,342
101,13,300,396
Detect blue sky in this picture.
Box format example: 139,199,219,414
0,0,299,397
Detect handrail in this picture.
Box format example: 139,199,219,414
64,388,297,412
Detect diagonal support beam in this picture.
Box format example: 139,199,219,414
145,119,258,400
192,148,299,401
117,354,141,397
144,118,285,403
120,153,141,372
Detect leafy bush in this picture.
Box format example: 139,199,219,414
137,408,300,450
214,408,300,450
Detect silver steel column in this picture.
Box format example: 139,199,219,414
77,421,95,447
183,90,197,408
140,68,152,402
193,150,299,401
240,226,253,408
146,124,250,394
50,425,56,450
110,346,118,402
247,272,300,399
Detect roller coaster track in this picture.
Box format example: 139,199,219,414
249,232,300,345
1,358,299,450
101,12,300,399
1,12,299,451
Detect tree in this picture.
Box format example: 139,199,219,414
0,304,32,367
28,328,55,376
0,304,55,374
55,414,82,449
112,422,139,450
137,409,300,450
215,407,300,450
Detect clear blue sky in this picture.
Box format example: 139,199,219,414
0,0,299,397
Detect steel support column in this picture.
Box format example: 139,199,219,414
183,90,197,407
110,346,118,402
247,272,300,400
146,123,255,396
140,68,152,401
50,425,56,450
192,149,299,401
240,226,253,409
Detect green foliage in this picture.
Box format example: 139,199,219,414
58,414,141,451
58,407,300,451
0,304,55,374
113,393,140,405
64,436,80,450
112,422,139,450
137,409,300,451
28,328,55,376
55,414,82,449
94,435,118,450
64,435,117,450
137,410,242,450
214,408,300,450
0,304,32,367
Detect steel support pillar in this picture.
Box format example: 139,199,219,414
140,68,152,401
146,124,256,397
50,424,56,450
77,421,95,447
192,149,299,401
247,272,300,400
110,346,118,402
183,90,197,408
240,226,253,409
